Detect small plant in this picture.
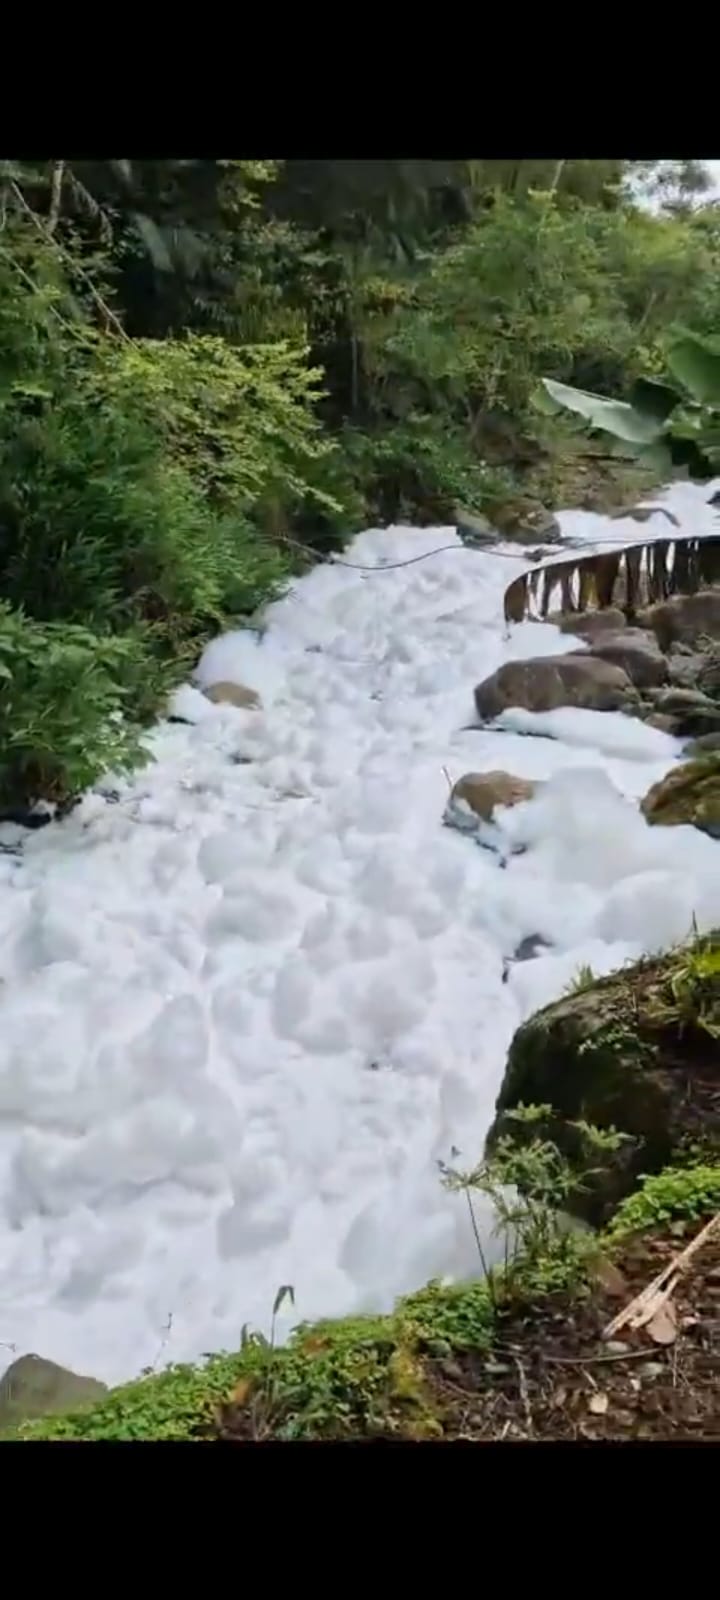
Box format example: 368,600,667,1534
0,605,155,804
440,1103,634,1300
565,963,596,995
606,1162,720,1240
667,935,720,1038
538,326,720,480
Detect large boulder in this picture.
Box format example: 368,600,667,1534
446,771,538,826
552,608,628,639
487,935,720,1225
576,629,668,690
0,1354,107,1433
455,509,496,547
641,755,720,839
474,655,637,721
203,681,262,710
642,591,720,652
667,651,713,690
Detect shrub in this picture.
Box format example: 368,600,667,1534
606,1163,720,1240
0,605,156,804
341,415,513,525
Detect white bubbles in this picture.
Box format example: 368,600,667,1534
2,479,720,1384
206,884,297,944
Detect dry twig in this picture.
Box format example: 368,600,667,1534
603,1213,720,1342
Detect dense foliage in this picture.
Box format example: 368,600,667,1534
1,157,720,806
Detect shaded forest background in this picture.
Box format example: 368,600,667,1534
1,156,719,806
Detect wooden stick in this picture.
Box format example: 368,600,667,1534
602,1212,720,1341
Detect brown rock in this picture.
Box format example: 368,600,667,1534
203,681,262,710
0,1354,107,1431
449,771,537,823
685,731,720,757
474,655,637,721
641,755,720,837
644,713,679,734
667,652,712,690
575,629,668,690
644,590,720,651
552,608,627,639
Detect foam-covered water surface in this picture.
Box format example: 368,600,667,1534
1,482,718,1383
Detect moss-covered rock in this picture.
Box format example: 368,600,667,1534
488,935,720,1225
0,1355,107,1434
641,754,720,838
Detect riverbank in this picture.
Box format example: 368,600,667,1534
10,1157,719,1439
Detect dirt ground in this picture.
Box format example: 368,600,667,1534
429,1229,720,1442
215,1226,719,1443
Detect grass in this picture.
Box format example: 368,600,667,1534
15,1147,720,1442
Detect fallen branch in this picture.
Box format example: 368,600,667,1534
602,1212,720,1342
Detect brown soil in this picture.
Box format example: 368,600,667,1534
215,1227,720,1443
429,1229,720,1442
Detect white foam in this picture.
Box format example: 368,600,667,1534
0,480,718,1384
494,705,682,762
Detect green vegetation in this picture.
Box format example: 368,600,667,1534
2,158,720,807
19,1099,597,1440
16,1102,718,1441
540,324,720,480
489,932,720,1223
565,963,597,995
606,1162,720,1239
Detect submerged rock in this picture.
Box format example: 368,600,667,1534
0,1354,107,1432
510,933,552,965
203,681,262,710
446,771,538,826
488,935,720,1224
474,655,637,720
640,755,720,838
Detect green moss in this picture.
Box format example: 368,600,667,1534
16,1347,261,1441
605,1163,720,1242
18,1279,496,1442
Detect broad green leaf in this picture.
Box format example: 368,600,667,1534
666,332,720,405
541,378,665,444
